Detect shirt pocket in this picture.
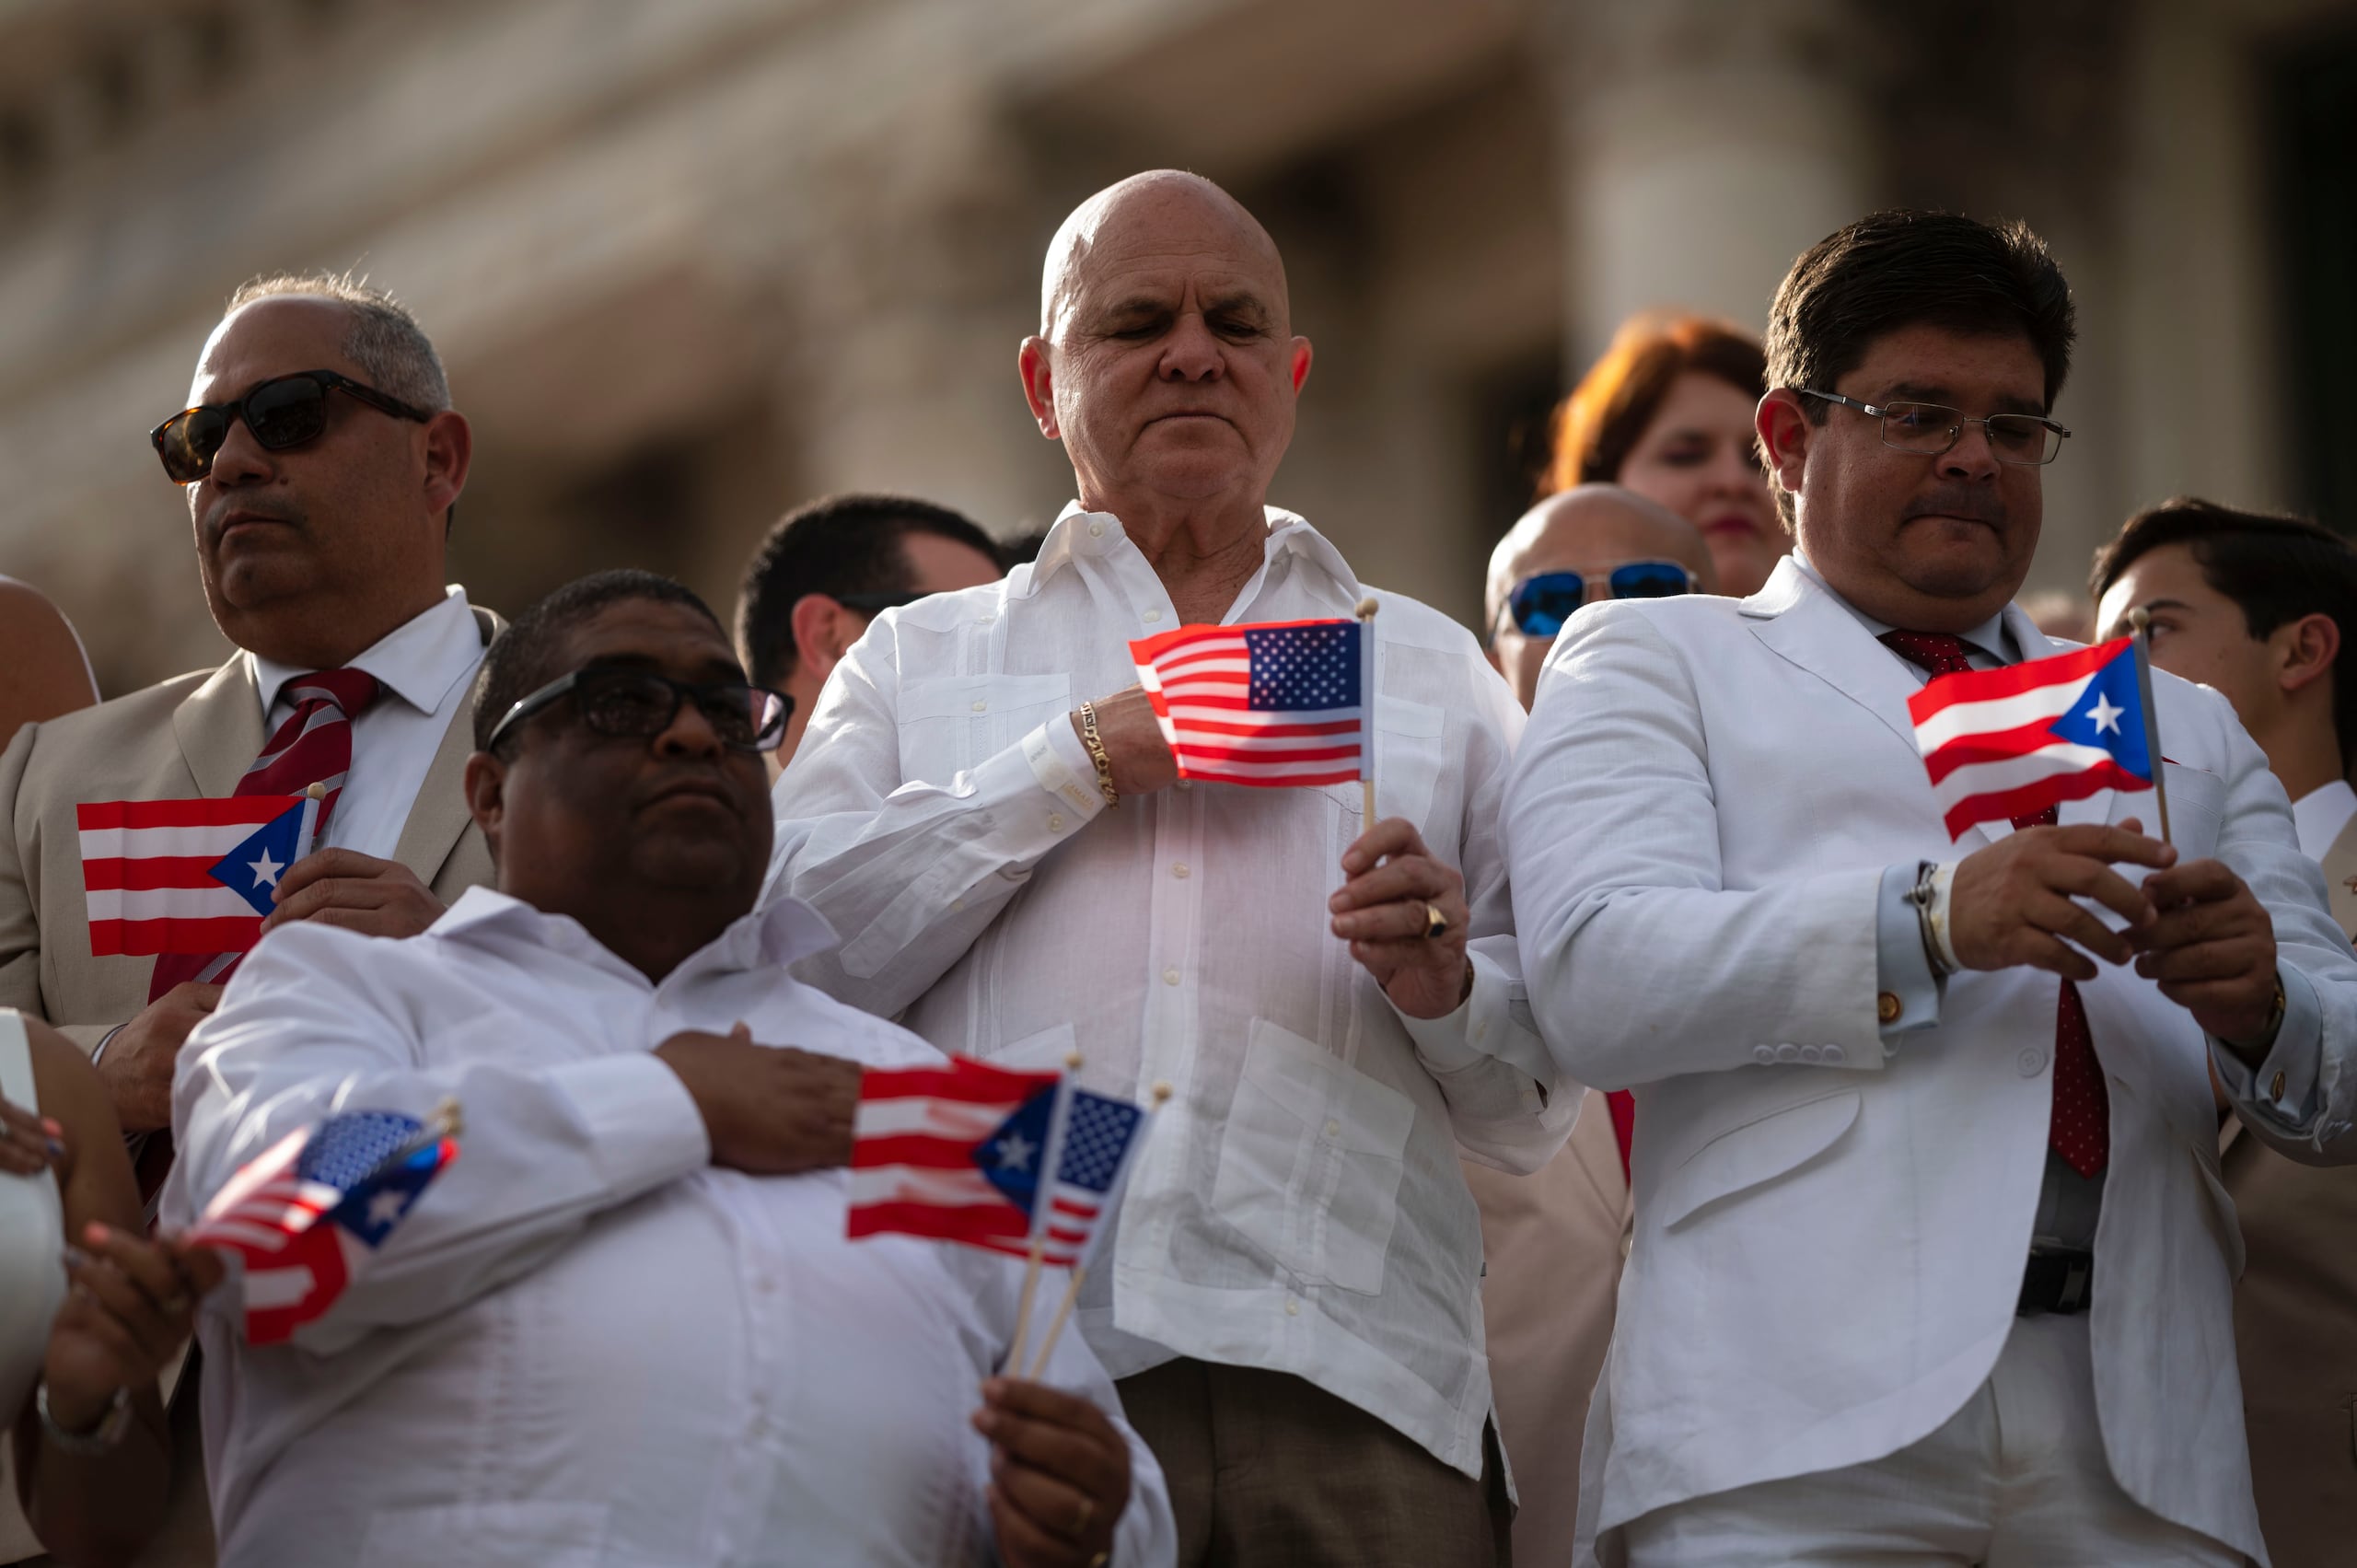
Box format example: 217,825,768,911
898,675,1074,785
1210,1017,1416,1295
1320,698,1447,830
356,1501,610,1568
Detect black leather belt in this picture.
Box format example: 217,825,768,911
2017,1250,2094,1317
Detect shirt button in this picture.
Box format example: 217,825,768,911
1753,1045,1776,1063
1048,813,1066,832
1176,778,1193,792
1823,1044,1845,1064
1800,1045,1822,1063
1284,1297,1300,1317
1775,1043,1801,1063
970,699,988,713
2017,1047,2048,1077
1171,863,1190,879
1877,992,1901,1025
1143,609,1162,622
1088,520,1105,538
1323,1119,1341,1140
2270,1070,2288,1100
1163,967,1180,986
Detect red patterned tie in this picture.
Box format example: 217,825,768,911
1880,631,2109,1177
147,668,381,999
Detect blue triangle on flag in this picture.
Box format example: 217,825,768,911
206,802,308,917
2047,648,2153,783
971,1084,1059,1218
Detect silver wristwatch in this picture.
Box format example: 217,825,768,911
37,1381,132,1455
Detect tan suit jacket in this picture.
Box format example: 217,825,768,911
0,609,498,1568
2224,813,2357,1568
1463,1093,1631,1568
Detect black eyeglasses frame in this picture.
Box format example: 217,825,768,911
485,666,794,756
150,368,436,485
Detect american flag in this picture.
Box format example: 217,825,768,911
1131,616,1372,787
1906,636,2154,839
846,1057,1066,1253
77,794,319,957
1029,1087,1150,1269
187,1108,457,1345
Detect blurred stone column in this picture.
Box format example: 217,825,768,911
1544,0,1875,361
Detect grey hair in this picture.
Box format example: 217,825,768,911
223,271,450,412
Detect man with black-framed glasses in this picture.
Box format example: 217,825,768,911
0,268,504,1565
1508,209,2357,1566
734,493,1006,769
163,567,1174,1568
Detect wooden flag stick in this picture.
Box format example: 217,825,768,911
1026,1080,1170,1381
1003,1050,1083,1377
1355,598,1379,823
2127,608,2173,845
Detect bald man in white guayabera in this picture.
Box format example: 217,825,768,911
771,171,1570,1565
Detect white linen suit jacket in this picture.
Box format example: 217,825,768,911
1504,559,2357,1566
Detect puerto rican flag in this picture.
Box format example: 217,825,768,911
78,795,319,956
187,1108,457,1345
1905,636,2155,839
846,1057,1068,1253
1131,617,1371,787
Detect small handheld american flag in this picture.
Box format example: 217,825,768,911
1131,616,1373,787
1027,1086,1150,1271
187,1102,459,1345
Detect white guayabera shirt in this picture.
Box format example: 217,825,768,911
163,889,1176,1568
771,504,1576,1478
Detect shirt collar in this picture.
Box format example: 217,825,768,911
431,884,840,983
2293,778,2357,863
1018,501,1362,602
250,586,481,719
1792,552,2015,664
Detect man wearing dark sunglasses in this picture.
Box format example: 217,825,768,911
1482,484,1716,709
734,493,1006,771
0,270,497,1164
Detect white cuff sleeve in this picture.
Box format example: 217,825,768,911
1024,714,1110,820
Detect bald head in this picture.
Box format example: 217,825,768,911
1039,170,1289,340
1486,485,1716,707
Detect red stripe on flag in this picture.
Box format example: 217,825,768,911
1155,644,1249,673
80,855,238,892
846,1200,1033,1244
1131,615,1356,665
1940,758,2151,839
1906,637,2131,725
89,915,264,957
1165,717,1361,739
848,1135,998,1172
1922,717,2086,786
1172,743,1363,765
856,1061,1059,1104
76,796,301,831
1175,768,1361,788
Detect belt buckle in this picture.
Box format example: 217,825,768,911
2055,1255,2092,1315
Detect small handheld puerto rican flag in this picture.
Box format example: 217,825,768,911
78,789,323,957
846,1057,1069,1254
1905,635,2155,840
1131,616,1373,787
187,1103,459,1345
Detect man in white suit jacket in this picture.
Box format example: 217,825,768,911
1506,210,2357,1566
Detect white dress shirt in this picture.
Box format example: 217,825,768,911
249,585,484,857
2293,778,2357,863
770,503,1573,1480
161,888,1175,1568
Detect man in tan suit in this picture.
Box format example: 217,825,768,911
0,273,496,1566
1469,485,1713,1563
2094,496,2357,1568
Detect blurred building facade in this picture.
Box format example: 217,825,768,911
0,0,2350,690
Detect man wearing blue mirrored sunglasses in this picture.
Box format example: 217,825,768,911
1483,485,1716,708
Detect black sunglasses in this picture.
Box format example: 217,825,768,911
487,667,794,755
1502,562,1697,639
150,368,435,484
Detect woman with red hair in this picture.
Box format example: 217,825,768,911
1547,314,1785,598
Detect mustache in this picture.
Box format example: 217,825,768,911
1904,485,2006,527
203,498,306,547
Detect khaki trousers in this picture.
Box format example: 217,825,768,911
1117,1358,1510,1568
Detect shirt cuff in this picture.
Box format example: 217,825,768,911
2211,962,2325,1136
1391,954,1541,1103
1875,861,1943,1039
1023,715,1110,821
558,1052,714,1193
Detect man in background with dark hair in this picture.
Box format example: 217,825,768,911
2095,498,2357,1568
734,494,1004,766
1509,209,2357,1565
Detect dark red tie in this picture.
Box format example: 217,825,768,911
134,668,380,1211
1880,631,2109,1178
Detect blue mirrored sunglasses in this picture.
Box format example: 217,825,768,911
1504,561,1697,638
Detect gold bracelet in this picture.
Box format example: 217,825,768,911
1077,701,1119,808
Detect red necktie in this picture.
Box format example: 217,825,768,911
133,668,379,1211
1880,631,2109,1178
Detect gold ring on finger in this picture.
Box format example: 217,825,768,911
1071,1495,1095,1539
1421,900,1448,940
